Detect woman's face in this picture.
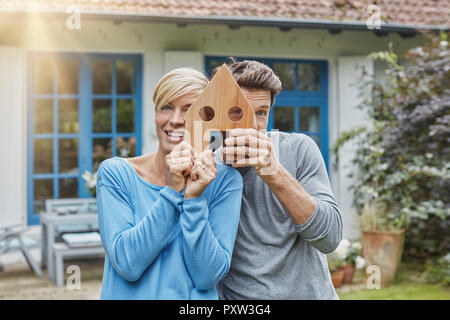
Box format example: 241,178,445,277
155,92,198,155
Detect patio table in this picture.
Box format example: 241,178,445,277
40,212,100,282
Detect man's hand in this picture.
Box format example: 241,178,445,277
222,128,280,176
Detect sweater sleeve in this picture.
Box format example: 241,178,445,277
293,136,343,254
179,169,243,290
96,162,183,282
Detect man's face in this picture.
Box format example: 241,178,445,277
240,87,271,131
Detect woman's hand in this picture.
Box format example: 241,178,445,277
165,141,194,193
185,150,217,199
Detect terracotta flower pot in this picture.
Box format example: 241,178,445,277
362,229,405,287
342,264,356,284
331,268,345,288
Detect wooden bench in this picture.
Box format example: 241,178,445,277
53,242,104,287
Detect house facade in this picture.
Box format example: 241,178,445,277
0,1,447,239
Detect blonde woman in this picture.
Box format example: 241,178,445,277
96,68,243,299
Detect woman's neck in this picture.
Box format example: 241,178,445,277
152,147,168,176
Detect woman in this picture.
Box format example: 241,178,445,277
96,68,243,299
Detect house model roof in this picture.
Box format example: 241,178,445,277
184,64,255,154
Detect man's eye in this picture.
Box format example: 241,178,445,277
256,111,267,116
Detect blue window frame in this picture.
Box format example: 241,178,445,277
205,56,329,169
27,53,142,225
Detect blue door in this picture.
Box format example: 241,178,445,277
27,53,142,225
205,56,329,168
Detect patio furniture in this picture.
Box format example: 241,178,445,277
40,198,104,285
53,241,104,287
0,227,43,277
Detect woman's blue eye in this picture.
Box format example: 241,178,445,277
161,105,172,111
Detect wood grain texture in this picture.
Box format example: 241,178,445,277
185,64,255,153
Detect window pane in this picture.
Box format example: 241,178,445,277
209,60,227,77
93,60,112,94
93,138,112,170
299,107,321,132
116,137,136,158
93,99,112,133
33,179,53,213
117,99,135,133
273,107,295,132
34,139,53,173
310,135,321,149
273,63,295,91
59,178,78,198
34,99,53,134
33,57,54,94
58,99,79,133
58,138,78,173
58,59,79,94
116,60,136,95
298,64,320,91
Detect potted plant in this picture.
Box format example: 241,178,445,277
343,240,365,284
327,257,346,289
333,33,449,287
327,239,350,288
328,239,366,286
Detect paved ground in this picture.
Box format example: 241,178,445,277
0,258,103,300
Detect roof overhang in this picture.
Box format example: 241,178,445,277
1,9,448,34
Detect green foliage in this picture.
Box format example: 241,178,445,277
424,254,450,286
333,33,450,255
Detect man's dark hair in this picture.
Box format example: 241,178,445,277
211,58,282,106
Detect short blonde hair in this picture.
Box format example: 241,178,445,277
153,67,209,110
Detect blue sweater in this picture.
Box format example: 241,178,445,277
96,157,243,300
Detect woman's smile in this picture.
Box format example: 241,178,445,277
164,130,185,143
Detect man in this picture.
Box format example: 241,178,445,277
214,60,343,300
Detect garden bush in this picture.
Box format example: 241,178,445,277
333,32,449,259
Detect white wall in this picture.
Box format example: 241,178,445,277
0,46,26,229
0,16,425,233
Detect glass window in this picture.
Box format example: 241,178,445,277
33,179,53,213
93,138,112,169
310,135,321,149
116,137,136,158
298,64,320,91
58,59,79,94
58,139,78,173
116,60,136,95
29,54,141,225
93,99,112,133
93,60,112,94
273,107,295,132
34,139,53,173
117,99,135,133
209,60,226,75
59,178,78,198
273,63,295,91
34,99,53,134
33,57,54,94
58,99,79,133
299,107,320,132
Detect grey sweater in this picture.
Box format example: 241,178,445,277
216,132,343,300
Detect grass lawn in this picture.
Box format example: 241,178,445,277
336,262,450,300
338,283,450,300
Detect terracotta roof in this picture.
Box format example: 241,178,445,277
0,0,448,28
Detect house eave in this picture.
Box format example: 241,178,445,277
1,9,448,33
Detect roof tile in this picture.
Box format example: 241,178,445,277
0,0,448,26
